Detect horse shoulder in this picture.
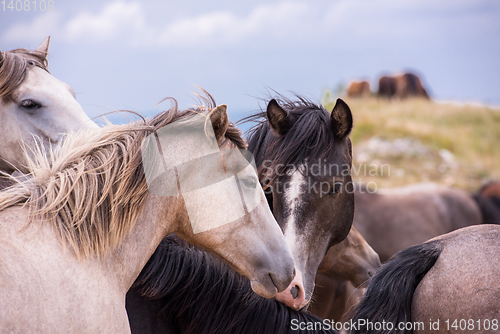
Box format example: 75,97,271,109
0,207,128,333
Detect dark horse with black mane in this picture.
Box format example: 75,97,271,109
126,95,355,333
249,96,354,309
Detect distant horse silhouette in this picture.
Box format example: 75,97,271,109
0,96,295,333
351,224,500,334
127,235,338,334
346,81,371,98
309,226,381,321
0,36,97,175
378,73,429,99
353,183,483,262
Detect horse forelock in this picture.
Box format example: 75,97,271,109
0,48,49,102
0,94,245,260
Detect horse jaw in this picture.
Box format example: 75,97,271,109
175,194,295,298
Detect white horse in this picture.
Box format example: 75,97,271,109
0,98,295,333
0,37,97,174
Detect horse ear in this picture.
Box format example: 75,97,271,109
330,98,353,139
36,36,50,58
210,104,229,141
267,99,292,136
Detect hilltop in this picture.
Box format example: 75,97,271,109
322,95,500,191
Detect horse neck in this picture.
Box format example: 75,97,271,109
106,193,186,293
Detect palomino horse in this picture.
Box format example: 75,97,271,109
0,37,97,174
247,96,355,309
309,226,381,321
0,97,295,333
351,224,500,334
127,235,338,334
353,183,483,262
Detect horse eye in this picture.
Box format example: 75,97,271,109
330,182,343,194
242,177,257,188
21,99,42,110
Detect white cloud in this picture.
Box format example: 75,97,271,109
2,0,498,50
65,1,145,42
2,11,62,43
154,1,312,47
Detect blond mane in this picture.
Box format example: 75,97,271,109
0,47,48,102
0,94,245,260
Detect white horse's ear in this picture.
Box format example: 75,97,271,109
36,36,50,57
210,104,229,141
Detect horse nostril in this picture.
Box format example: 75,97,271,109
290,285,299,299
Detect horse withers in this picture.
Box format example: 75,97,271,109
0,37,97,174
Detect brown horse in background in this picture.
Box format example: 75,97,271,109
479,181,500,198
472,180,500,226
353,183,483,262
309,226,381,322
351,224,500,334
346,81,371,98
378,72,429,99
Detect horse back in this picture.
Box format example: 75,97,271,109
412,225,500,331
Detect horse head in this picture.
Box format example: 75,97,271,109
248,96,355,309
0,37,97,173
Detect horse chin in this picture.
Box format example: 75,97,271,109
250,278,278,298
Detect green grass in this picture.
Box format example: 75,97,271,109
322,95,500,191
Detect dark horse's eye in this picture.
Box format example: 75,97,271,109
21,99,42,111
330,182,343,194
241,177,257,188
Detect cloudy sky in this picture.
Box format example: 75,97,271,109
1,0,499,122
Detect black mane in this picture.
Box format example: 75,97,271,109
244,95,342,178
128,235,337,334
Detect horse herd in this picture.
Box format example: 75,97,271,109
0,38,499,334
346,73,429,100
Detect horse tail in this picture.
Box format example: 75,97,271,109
350,240,442,334
472,193,500,225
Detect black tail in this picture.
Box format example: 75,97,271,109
472,194,500,225
350,241,442,334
